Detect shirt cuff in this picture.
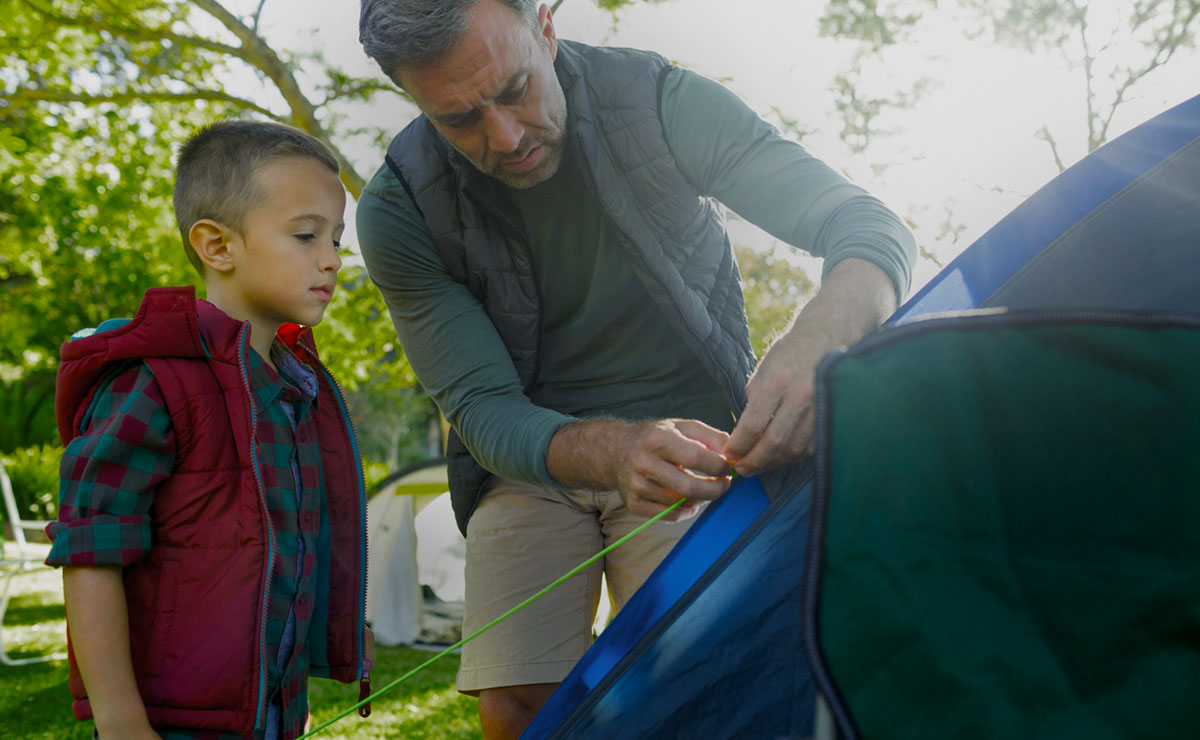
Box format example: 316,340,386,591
44,514,152,568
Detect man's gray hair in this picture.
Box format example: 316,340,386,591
360,0,539,82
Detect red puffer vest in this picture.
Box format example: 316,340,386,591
54,287,368,733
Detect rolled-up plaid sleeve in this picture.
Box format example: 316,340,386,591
45,362,174,568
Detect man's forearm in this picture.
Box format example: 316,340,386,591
788,257,897,348
545,418,632,491
63,566,159,738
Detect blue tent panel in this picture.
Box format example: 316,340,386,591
893,92,1200,321
524,467,815,739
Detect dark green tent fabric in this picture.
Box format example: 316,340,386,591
807,310,1200,740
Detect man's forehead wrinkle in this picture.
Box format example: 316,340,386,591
417,14,535,118
431,65,528,120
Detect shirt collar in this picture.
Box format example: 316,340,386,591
246,341,319,408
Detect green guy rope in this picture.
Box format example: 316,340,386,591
299,495,689,738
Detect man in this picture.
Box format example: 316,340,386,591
357,1,915,737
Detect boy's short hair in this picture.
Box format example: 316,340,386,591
173,120,340,274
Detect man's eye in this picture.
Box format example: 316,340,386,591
498,82,528,104
445,112,478,129
296,233,316,243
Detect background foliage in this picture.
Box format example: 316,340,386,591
0,0,823,519
0,0,1194,511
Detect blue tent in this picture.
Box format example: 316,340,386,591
521,92,1200,740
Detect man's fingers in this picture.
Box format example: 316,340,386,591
723,396,778,461
673,419,731,453
731,401,815,475
627,489,703,522
652,420,733,478
646,457,731,501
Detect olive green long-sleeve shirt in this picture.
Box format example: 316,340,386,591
357,66,916,488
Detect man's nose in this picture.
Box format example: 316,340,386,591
482,107,523,154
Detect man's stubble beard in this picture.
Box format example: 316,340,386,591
455,106,568,189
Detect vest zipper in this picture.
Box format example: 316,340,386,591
478,188,546,395
573,126,746,412
303,345,372,713
237,325,277,731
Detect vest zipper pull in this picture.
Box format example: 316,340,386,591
358,675,372,718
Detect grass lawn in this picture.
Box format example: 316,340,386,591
0,549,481,739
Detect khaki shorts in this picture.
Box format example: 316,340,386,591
455,477,700,694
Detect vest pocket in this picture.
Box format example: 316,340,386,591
142,559,181,677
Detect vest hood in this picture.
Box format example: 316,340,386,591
57,286,319,445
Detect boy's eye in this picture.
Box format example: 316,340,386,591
296,233,316,243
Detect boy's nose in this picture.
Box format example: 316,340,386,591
322,244,342,273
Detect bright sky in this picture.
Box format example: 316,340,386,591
240,0,1199,299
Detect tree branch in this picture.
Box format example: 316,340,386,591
1069,0,1103,151
1097,0,1200,145
19,0,247,60
0,87,281,120
321,80,411,106
189,0,366,197
1035,124,1067,173
252,0,268,32
1032,124,1070,171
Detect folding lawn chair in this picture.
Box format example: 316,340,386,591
1,458,61,666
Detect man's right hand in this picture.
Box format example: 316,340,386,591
546,418,733,521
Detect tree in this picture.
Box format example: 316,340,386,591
818,0,1200,164
0,0,409,197
0,0,416,388
959,0,1200,164
810,0,1199,274
735,244,817,358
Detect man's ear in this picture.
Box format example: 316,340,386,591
189,219,237,274
538,3,557,60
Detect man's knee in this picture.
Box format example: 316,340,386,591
478,683,559,740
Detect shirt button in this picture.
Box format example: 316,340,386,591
282,388,300,403
297,426,311,443
303,511,315,527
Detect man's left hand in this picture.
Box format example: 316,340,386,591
723,258,897,476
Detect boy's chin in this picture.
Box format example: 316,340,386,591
297,307,330,328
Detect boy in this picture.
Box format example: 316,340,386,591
46,120,373,739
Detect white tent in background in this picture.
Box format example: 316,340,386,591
366,458,466,646
366,457,616,647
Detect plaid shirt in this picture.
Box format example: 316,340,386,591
49,342,326,740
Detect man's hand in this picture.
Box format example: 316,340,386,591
724,258,897,476
723,324,828,476
547,418,733,521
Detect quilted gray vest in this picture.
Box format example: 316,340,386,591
385,40,754,534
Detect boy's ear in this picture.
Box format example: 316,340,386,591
189,219,238,274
